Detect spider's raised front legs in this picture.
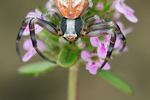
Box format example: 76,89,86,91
85,15,103,23
81,0,93,17
42,10,61,21
82,29,117,70
16,17,61,63
87,21,126,52
16,18,31,61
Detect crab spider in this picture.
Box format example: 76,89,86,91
16,0,126,70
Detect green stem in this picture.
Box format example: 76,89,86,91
68,64,79,100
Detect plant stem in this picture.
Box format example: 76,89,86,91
68,64,79,100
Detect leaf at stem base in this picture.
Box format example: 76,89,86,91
18,61,56,76
98,70,133,95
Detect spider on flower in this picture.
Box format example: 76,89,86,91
16,0,126,70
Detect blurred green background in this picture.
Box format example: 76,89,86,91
0,0,150,100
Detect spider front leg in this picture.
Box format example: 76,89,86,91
87,21,126,52
49,0,60,15
41,10,60,21
29,17,62,63
81,0,93,17
16,17,61,63
85,15,103,23
82,29,116,70
16,17,31,61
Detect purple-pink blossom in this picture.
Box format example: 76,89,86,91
23,9,43,36
90,37,109,58
95,3,104,10
22,39,47,62
77,42,85,49
113,12,121,21
81,50,110,75
115,21,133,52
114,0,138,23
45,1,56,12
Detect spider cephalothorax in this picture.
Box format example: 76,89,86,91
60,17,84,41
16,0,126,70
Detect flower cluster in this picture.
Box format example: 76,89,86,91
20,0,138,75
81,0,137,75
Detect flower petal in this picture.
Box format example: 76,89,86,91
115,0,138,23
115,1,126,14
22,48,36,62
23,26,30,36
114,37,121,48
113,12,121,21
34,24,43,34
95,3,104,10
94,19,100,23
26,9,41,18
37,40,47,51
97,43,107,58
90,37,99,47
23,39,33,51
24,9,43,36
116,21,124,30
81,50,91,62
23,39,47,51
45,1,52,10
124,10,138,23
34,9,42,17
123,27,133,36
101,63,111,70
77,42,85,49
86,61,98,75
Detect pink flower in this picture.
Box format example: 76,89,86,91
113,12,121,21
106,21,132,53
81,50,110,75
115,21,133,52
23,9,43,36
45,1,56,12
22,39,47,62
116,21,133,35
95,3,104,10
77,42,85,49
114,0,138,23
90,37,109,58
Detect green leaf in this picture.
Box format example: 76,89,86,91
58,46,79,68
98,70,133,95
18,61,56,76
37,6,47,14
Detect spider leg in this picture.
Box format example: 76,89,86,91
50,0,61,15
29,17,61,63
16,18,31,62
82,29,116,70
87,21,126,52
41,10,60,21
85,15,103,23
81,0,93,17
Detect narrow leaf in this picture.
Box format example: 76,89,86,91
98,70,133,95
37,6,47,14
58,46,79,68
18,61,56,76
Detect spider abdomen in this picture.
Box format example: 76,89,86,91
53,0,88,19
